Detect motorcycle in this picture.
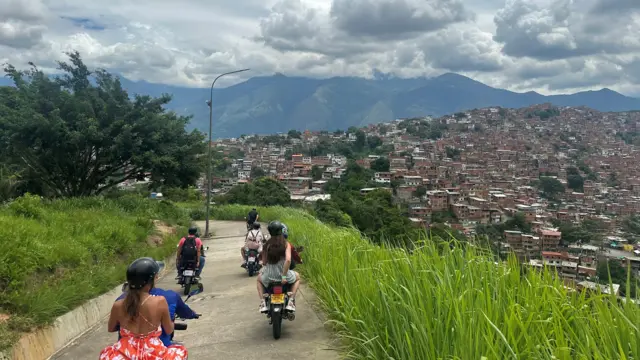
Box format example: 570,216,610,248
263,282,295,339
245,248,261,277
177,259,199,296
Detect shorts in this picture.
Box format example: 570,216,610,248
260,269,297,287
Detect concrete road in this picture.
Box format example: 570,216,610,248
52,220,340,360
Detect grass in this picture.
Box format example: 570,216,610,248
0,194,191,351
202,204,640,359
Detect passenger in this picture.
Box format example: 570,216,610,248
242,222,264,267
100,257,187,360
257,221,300,313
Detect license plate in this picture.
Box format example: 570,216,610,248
183,270,194,276
271,294,285,304
248,257,256,262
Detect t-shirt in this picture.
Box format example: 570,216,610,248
247,210,258,223
178,236,203,249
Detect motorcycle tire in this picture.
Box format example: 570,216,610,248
248,267,255,277
272,311,282,340
183,277,192,296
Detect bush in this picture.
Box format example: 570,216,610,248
0,195,191,350
210,204,640,359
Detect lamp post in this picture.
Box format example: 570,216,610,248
204,68,250,238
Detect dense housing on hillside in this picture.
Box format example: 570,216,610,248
197,104,640,290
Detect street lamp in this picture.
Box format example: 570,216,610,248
204,68,250,238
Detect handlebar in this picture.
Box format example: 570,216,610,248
174,323,187,331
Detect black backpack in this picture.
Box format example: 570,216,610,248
181,237,198,261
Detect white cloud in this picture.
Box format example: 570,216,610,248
0,0,638,95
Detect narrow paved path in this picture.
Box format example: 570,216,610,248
52,220,340,359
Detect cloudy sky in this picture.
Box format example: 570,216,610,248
1,0,640,95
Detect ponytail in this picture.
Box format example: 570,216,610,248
124,287,142,320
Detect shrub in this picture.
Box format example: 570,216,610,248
0,195,191,350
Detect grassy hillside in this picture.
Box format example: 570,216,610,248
207,204,640,359
0,194,191,350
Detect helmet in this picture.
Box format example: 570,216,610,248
252,208,257,211
126,257,161,289
188,227,198,235
282,223,288,239
252,222,261,230
267,221,284,236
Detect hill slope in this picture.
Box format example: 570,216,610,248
3,73,640,138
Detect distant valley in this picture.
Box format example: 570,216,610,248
3,73,640,138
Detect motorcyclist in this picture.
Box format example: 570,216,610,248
241,222,264,267
176,227,204,277
114,258,199,347
246,208,259,230
102,258,188,359
280,222,302,270
257,221,300,313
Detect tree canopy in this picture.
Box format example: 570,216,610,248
219,177,290,206
0,52,205,197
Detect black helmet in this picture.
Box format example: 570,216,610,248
267,221,284,236
188,226,198,235
253,222,261,230
126,257,161,290
252,208,257,211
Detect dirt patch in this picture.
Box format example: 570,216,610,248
147,220,177,246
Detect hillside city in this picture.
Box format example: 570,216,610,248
197,104,640,295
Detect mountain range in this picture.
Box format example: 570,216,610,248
3,73,640,138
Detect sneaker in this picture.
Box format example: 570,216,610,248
241,262,247,268
286,298,296,312
259,300,268,313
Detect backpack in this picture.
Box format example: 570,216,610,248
181,237,198,261
246,230,261,244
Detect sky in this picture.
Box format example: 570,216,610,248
1,0,640,96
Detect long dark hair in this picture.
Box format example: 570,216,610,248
266,234,287,264
124,278,155,319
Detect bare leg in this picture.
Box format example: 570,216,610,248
289,272,301,298
257,278,265,300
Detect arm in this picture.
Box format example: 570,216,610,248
107,302,120,333
196,240,202,265
261,242,269,264
282,243,292,276
159,298,175,334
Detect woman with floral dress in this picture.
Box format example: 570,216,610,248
100,257,188,360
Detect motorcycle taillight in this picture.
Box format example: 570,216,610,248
272,286,283,294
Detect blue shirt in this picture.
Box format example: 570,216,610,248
115,287,198,346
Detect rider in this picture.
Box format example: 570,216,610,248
101,258,188,359
257,221,300,313
115,258,199,347
246,208,259,230
280,222,302,270
241,222,264,267
176,227,204,278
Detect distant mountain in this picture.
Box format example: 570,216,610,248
3,73,640,138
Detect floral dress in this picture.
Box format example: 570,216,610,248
99,296,188,360
99,328,188,360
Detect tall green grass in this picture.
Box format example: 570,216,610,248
0,194,191,350
207,204,640,359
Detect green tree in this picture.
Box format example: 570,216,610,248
537,177,565,199
287,129,301,139
220,177,290,206
370,157,390,172
250,167,266,179
354,130,366,151
0,52,205,196
567,174,584,192
367,135,383,150
313,199,352,227
310,165,323,181
413,185,427,197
